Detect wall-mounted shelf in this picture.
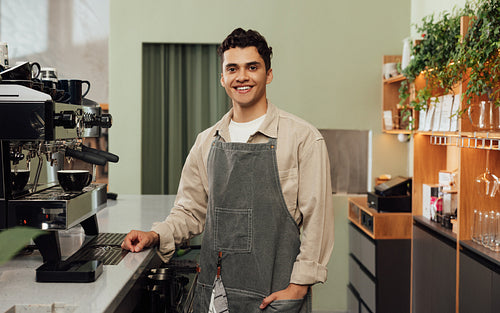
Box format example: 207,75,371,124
381,55,414,133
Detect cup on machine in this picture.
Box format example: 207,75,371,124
57,79,91,105
10,169,30,192
57,170,92,192
0,61,40,80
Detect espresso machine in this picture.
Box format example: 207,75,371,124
0,73,119,282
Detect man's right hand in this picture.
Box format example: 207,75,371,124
121,230,159,252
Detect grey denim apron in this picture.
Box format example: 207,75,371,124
193,134,312,313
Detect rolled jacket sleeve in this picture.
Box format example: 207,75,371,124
290,136,334,285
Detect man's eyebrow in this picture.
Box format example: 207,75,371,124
225,61,262,69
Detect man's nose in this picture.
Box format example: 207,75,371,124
236,68,249,82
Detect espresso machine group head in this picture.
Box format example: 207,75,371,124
0,80,118,282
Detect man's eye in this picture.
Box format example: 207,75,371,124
249,66,257,70
227,67,236,72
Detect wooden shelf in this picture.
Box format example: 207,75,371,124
381,55,415,134
383,74,406,84
383,129,412,135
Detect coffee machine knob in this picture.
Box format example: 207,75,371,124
98,113,112,128
53,111,76,129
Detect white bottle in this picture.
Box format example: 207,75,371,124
401,37,411,71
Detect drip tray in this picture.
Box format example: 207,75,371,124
68,245,128,265
36,233,129,283
67,233,129,265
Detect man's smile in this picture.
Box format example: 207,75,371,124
235,86,253,93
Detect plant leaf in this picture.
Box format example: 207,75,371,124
0,227,46,265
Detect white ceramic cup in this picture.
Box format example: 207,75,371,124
383,62,398,79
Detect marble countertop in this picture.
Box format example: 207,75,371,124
0,194,176,313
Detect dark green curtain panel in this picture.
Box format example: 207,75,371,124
142,44,230,194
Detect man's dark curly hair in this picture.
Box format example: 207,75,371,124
218,28,273,71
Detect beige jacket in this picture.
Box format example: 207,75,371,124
151,102,334,285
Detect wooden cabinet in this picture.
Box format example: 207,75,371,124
459,246,500,313
408,18,500,313
348,197,411,313
412,218,456,313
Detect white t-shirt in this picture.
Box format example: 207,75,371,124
228,114,267,143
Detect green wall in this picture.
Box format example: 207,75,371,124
411,0,467,30
109,0,411,311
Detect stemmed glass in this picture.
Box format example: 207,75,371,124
474,150,499,199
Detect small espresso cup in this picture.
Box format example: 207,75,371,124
57,170,92,192
11,169,30,192
57,79,91,105
39,67,58,83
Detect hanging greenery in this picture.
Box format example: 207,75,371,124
459,0,500,110
399,5,472,116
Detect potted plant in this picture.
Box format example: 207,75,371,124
459,0,500,111
0,227,45,265
398,5,472,127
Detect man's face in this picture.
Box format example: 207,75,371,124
220,46,273,109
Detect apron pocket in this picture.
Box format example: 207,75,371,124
215,207,252,253
225,287,265,313
265,298,304,313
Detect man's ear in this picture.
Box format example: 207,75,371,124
266,68,273,84
220,73,225,87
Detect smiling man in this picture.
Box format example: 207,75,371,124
122,28,334,313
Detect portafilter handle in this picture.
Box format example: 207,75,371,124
65,148,107,166
81,145,119,163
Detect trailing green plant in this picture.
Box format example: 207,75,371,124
459,0,500,112
399,6,471,117
397,9,465,128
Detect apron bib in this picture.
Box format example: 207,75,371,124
193,135,311,313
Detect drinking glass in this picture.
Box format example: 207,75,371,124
472,209,481,243
492,212,500,252
487,210,497,250
468,100,499,131
481,212,491,247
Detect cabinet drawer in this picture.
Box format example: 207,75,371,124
349,255,376,312
347,284,359,313
360,302,371,313
349,223,376,275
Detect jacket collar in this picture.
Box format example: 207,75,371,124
215,101,279,141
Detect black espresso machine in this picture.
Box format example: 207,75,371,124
0,76,119,282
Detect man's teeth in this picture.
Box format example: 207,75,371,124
236,86,251,90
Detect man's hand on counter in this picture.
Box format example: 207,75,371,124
121,230,159,252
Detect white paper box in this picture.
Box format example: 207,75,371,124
439,170,456,191
439,95,453,132
422,183,440,220
424,105,435,131
383,110,393,130
432,97,442,131
450,94,461,132
442,191,457,215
